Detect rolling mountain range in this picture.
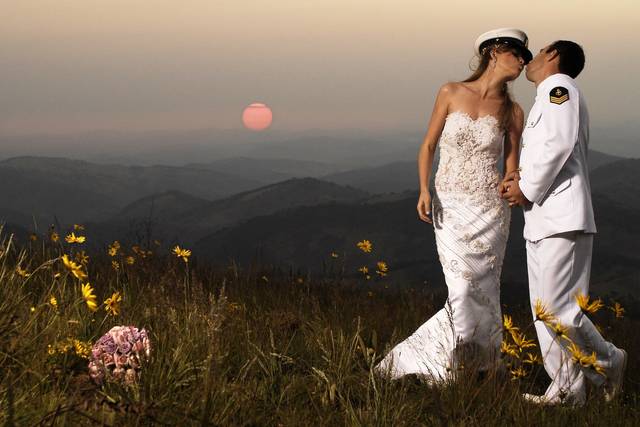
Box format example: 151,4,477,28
0,152,637,298
0,150,622,230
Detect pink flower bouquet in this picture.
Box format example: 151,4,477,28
88,325,151,385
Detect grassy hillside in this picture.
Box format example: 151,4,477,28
0,226,637,424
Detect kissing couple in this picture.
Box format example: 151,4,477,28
374,28,627,406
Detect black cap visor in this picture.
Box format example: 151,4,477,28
479,37,533,64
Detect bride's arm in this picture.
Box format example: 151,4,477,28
503,103,524,179
416,83,452,223
418,83,452,193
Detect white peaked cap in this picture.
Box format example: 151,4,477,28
474,28,533,63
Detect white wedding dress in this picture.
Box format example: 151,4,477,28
375,111,511,383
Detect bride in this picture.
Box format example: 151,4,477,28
375,28,532,382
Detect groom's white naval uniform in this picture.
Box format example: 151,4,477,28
518,72,624,402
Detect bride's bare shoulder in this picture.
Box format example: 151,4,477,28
438,81,465,95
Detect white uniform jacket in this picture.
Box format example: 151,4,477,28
518,73,597,242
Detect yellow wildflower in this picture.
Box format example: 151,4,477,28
50,231,60,242
356,239,373,253
173,245,191,262
503,315,519,334
73,224,85,231
501,341,519,358
29,233,38,241
609,302,624,319
61,254,88,280
550,322,571,342
376,261,388,276
72,339,91,359
108,241,121,257
568,343,605,375
75,250,89,265
358,266,369,274
104,291,122,316
125,256,135,265
534,299,556,324
575,292,604,315
511,331,536,352
16,266,30,277
65,232,86,244
511,366,528,379
523,353,541,365
568,342,587,365
49,295,58,309
81,282,98,312
112,260,120,272
30,306,36,313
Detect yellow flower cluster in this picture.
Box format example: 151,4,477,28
568,342,605,375
354,239,389,281
532,297,608,377
47,337,92,359
65,232,86,244
501,314,540,379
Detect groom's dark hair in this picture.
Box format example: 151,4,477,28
546,40,585,78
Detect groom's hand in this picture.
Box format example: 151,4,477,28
502,178,531,207
499,170,520,197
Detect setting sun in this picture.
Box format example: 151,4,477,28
242,103,273,131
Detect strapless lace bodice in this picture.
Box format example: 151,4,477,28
435,111,504,199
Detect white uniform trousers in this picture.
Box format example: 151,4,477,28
526,231,620,399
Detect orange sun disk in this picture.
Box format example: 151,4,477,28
242,103,273,131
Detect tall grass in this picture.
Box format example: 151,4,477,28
0,227,638,425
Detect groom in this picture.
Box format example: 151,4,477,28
501,40,627,405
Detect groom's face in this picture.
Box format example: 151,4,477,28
525,44,553,82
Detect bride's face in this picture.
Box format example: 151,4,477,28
494,48,526,81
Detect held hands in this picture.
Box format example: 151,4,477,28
500,170,531,207
417,191,433,224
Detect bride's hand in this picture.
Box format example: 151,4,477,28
499,170,520,196
417,191,433,224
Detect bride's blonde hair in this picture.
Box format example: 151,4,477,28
463,43,517,132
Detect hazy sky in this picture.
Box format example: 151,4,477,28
2,1,639,146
